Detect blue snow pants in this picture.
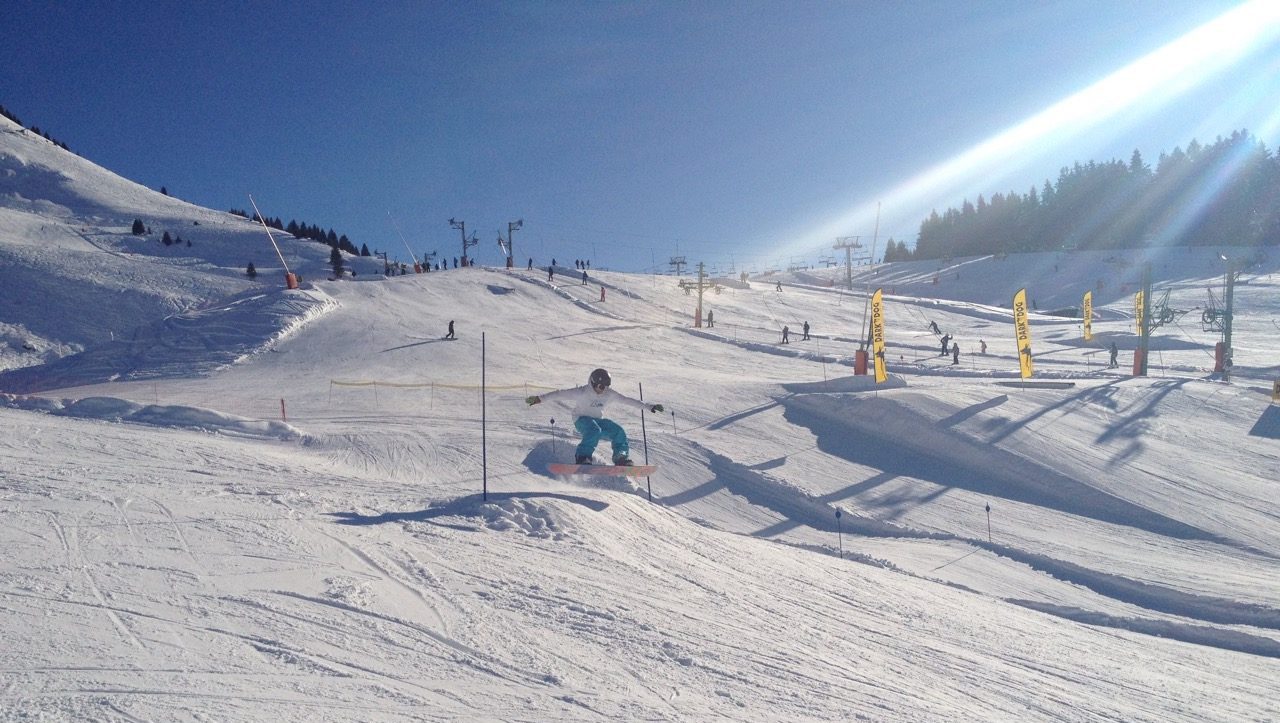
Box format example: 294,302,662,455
574,416,628,460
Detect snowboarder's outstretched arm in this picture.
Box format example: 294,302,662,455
602,387,664,414
524,386,664,414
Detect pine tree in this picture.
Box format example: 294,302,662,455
131,219,145,235
330,246,344,276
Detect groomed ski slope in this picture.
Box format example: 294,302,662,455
3,264,1279,721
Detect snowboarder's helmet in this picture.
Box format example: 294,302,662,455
589,368,611,390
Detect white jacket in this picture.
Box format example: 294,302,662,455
538,385,651,419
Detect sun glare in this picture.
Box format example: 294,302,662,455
787,0,1280,259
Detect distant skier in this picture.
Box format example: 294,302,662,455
979,339,987,355
802,321,810,341
525,368,664,465
445,320,455,340
928,320,941,335
781,325,790,344
952,343,960,365
547,265,554,282
1109,341,1119,368
940,334,951,356
776,281,783,292
582,269,589,285
527,257,533,270
706,310,714,328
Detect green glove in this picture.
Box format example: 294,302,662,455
525,396,541,406
650,404,664,414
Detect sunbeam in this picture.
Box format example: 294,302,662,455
783,0,1280,259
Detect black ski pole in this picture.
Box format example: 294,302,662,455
985,502,992,543
550,417,557,459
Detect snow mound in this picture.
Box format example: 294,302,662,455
0,393,301,440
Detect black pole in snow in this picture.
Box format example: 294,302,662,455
482,332,487,502
639,382,652,502
836,508,843,558
985,502,991,543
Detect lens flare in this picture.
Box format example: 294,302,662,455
785,0,1280,258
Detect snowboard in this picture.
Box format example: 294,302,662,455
547,462,656,477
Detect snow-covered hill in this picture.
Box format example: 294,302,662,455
1,113,1278,721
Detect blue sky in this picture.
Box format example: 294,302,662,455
4,1,1277,272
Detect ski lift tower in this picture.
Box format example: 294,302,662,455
450,218,478,266
1206,254,1240,380
506,219,522,268
833,236,862,292
694,262,708,328
1133,263,1191,376
669,256,687,276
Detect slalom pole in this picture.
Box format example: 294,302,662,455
639,382,652,502
482,332,487,502
985,502,992,543
248,194,295,288
835,507,843,558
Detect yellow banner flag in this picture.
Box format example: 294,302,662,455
1082,290,1093,341
872,288,887,383
1135,290,1144,334
1013,288,1034,379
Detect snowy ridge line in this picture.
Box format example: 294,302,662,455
502,268,633,322
483,265,648,302
695,442,1280,643
1006,600,1280,659
683,326,857,367
0,393,301,440
782,391,1222,541
230,287,338,366
0,287,337,393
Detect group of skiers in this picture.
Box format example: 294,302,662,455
929,319,1122,369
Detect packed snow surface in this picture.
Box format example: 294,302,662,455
2,114,1279,721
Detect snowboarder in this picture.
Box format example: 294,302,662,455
928,320,941,335
952,343,960,365
525,368,664,466
802,321,810,341
781,325,790,344
940,334,951,356
445,320,455,340
1109,341,1119,368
